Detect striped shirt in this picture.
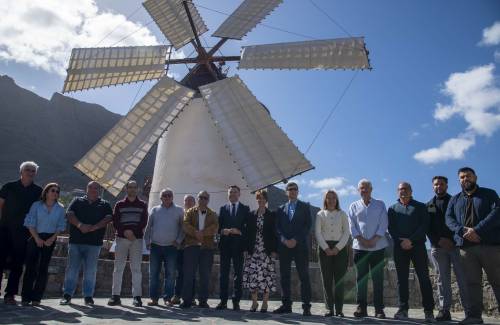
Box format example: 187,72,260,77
113,197,148,239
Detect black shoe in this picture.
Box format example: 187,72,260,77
59,294,71,305
198,301,210,308
336,312,344,317
273,304,292,314
375,309,386,319
425,310,435,323
233,301,240,311
84,297,94,306
216,302,227,310
21,300,31,306
303,307,312,316
133,296,142,307
179,302,192,309
459,316,484,325
354,305,368,318
4,295,17,305
435,310,451,321
107,295,121,306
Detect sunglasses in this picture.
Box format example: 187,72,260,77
198,196,209,200
49,188,60,194
287,188,298,191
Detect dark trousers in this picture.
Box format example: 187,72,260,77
0,226,28,297
174,249,195,298
318,241,348,313
219,244,244,303
21,233,55,302
393,243,435,311
353,248,385,311
459,245,500,317
182,246,213,304
278,242,311,307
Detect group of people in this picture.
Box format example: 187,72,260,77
0,161,498,325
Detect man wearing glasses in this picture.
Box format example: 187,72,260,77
273,182,313,316
0,161,42,305
180,191,218,309
144,188,184,306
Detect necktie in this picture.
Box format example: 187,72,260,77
288,203,295,221
231,203,236,218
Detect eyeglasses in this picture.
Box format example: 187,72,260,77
49,188,60,194
198,196,209,200
287,188,298,191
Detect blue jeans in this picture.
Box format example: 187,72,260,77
149,244,177,300
63,244,101,297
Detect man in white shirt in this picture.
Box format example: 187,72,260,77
348,179,389,319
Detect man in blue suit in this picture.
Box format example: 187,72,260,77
273,182,312,316
216,185,250,311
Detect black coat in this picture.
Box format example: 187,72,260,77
246,208,277,256
218,202,250,252
275,200,312,247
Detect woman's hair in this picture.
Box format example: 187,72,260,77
255,189,268,201
41,182,60,203
323,190,340,210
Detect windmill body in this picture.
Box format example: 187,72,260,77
61,0,370,209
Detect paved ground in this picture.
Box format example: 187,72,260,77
0,299,499,324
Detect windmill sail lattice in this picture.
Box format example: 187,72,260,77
62,0,370,202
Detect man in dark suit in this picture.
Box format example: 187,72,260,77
216,185,250,311
273,182,312,316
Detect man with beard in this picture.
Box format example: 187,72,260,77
446,167,500,325
427,176,469,322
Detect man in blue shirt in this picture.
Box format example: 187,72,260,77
446,167,500,325
388,182,435,322
348,179,388,319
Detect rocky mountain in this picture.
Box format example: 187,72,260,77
0,75,156,193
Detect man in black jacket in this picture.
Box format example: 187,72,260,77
388,182,435,322
446,167,500,325
273,182,312,316
216,185,250,311
427,176,469,322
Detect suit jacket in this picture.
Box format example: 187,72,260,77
183,206,218,249
275,200,312,247
246,208,277,256
218,202,250,252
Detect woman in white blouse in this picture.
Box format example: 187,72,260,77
315,190,350,317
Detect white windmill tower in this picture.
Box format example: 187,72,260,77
62,0,370,209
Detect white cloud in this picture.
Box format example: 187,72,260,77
308,177,357,197
415,64,500,164
0,0,161,75
414,133,475,164
479,21,500,46
495,50,500,63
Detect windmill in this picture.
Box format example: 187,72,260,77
62,0,370,209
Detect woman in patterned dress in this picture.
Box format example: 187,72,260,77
243,190,278,312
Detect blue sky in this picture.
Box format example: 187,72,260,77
1,0,499,209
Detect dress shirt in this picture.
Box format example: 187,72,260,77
348,198,389,251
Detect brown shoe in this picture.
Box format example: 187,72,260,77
164,298,174,306
147,299,158,306
375,310,386,319
170,295,181,305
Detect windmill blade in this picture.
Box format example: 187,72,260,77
199,76,313,191
62,45,168,93
239,37,371,70
143,0,208,50
212,0,283,40
75,76,195,196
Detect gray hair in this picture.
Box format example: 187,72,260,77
160,188,174,198
19,161,39,173
184,194,195,201
197,190,210,199
357,178,372,189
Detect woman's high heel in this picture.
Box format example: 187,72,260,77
250,301,259,312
